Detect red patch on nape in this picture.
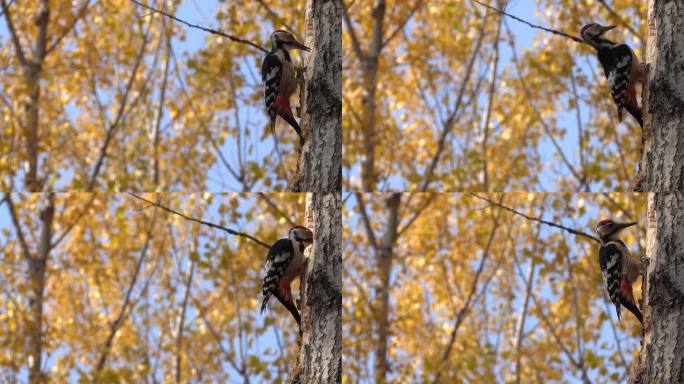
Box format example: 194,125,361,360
275,95,293,118
619,279,635,304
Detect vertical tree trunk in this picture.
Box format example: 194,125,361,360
630,193,684,383
359,0,385,192
633,0,684,192
289,0,342,193
28,195,54,383
373,193,400,384
287,193,342,383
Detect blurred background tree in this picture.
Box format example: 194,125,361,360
0,0,310,192
0,192,309,382
343,0,646,192
344,192,647,383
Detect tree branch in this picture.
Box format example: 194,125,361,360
420,22,486,191
127,193,270,248
1,0,27,68
94,208,157,374
472,0,584,44
257,193,297,227
129,0,268,53
354,193,378,250
469,193,600,243
4,193,32,261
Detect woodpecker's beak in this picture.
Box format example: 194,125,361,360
292,40,311,52
600,25,616,35
616,221,637,230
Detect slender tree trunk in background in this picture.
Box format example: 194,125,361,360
1,0,50,191
289,0,342,193
287,193,342,383
374,193,400,384
28,195,54,383
629,193,684,383
633,0,684,192
359,0,385,192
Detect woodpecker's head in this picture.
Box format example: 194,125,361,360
289,225,313,249
595,219,636,240
580,23,616,48
270,30,311,52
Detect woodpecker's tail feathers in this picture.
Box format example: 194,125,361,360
269,112,277,137
260,293,271,314
615,302,622,323
624,101,643,128
619,294,644,325
279,113,304,145
274,290,301,327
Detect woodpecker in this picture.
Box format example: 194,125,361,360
261,226,313,328
261,30,310,146
581,23,644,128
595,219,643,324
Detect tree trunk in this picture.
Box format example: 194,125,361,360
373,193,400,384
28,195,54,383
630,193,684,383
286,193,342,383
633,0,684,192
359,0,385,192
289,0,342,193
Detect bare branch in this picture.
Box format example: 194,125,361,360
129,0,268,53
87,23,150,190
1,0,27,68
4,193,32,261
472,0,584,44
176,261,196,384
381,0,423,48
50,194,98,249
354,193,378,250
396,194,435,237
420,23,486,191
342,0,363,59
127,193,270,248
45,0,91,55
432,195,503,383
258,193,297,227
469,192,600,243
94,206,157,374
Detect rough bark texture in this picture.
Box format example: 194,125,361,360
633,0,684,192
286,193,342,383
630,193,684,384
289,0,342,193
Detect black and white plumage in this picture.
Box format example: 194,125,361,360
595,219,643,324
581,23,644,128
261,30,310,146
260,226,313,328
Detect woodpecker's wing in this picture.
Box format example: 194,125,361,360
261,238,294,313
261,53,283,133
598,44,634,112
599,242,624,321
